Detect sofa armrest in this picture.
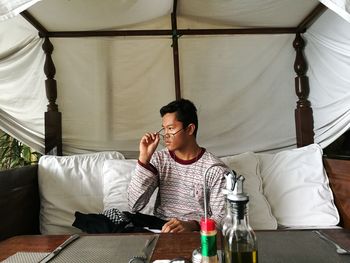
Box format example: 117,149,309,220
323,157,350,229
0,165,40,240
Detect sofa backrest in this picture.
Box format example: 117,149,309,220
0,164,40,240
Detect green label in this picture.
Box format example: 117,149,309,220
201,234,217,257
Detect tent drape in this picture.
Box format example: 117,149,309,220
0,0,40,21
319,0,350,22
0,2,349,156
305,9,350,148
0,15,45,152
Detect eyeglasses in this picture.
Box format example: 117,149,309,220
157,127,185,140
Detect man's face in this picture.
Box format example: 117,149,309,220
161,112,187,151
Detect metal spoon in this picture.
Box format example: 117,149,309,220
315,230,350,255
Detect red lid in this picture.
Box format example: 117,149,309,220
200,218,216,231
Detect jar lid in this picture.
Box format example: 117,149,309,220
200,218,216,231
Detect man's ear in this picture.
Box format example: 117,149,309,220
187,123,196,136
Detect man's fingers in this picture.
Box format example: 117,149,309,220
170,225,184,233
162,218,178,233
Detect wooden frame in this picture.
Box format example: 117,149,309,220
20,3,327,155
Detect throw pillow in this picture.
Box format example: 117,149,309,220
260,144,339,227
220,152,278,230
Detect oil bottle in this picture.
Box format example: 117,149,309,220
222,172,258,263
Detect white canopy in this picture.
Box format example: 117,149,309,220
0,0,349,157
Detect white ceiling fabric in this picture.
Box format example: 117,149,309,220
178,0,319,28
0,0,41,21
319,0,350,22
0,1,349,157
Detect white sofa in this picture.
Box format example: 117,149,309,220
38,144,339,234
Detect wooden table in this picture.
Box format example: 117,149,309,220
0,229,349,262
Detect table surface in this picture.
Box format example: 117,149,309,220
0,229,349,262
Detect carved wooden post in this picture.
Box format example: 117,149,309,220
43,37,62,155
293,33,314,147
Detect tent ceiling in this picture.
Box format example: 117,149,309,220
26,0,321,32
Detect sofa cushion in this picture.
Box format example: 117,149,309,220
259,144,340,227
38,151,124,234
220,152,278,230
102,159,157,215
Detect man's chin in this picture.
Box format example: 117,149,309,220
165,144,174,151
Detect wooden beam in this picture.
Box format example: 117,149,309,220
297,3,328,32
46,30,172,38
178,27,297,35
45,27,297,38
20,10,48,37
171,0,181,100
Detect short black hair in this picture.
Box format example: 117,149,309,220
160,99,198,137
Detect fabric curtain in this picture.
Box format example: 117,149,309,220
305,9,350,148
0,15,45,153
0,0,41,21
0,2,349,157
319,0,350,22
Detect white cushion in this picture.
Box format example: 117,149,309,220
103,159,157,215
259,144,340,227
220,152,278,230
38,151,125,234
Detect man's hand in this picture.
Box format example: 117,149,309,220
139,132,160,164
161,218,199,233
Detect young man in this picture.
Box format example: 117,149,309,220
128,99,227,233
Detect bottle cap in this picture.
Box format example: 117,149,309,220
200,218,216,231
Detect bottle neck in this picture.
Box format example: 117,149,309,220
229,200,249,224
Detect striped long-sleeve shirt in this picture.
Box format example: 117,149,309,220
127,148,227,226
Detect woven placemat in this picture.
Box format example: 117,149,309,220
1,252,49,263
51,235,157,263
1,235,157,263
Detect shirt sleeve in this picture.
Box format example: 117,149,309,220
127,159,159,212
207,165,227,227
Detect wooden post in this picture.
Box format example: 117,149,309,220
293,33,314,147
171,0,181,100
42,37,62,155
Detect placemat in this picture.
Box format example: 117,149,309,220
1,235,158,263
51,235,158,263
256,231,350,263
1,252,49,263
320,229,350,251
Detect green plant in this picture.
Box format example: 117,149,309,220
0,132,41,170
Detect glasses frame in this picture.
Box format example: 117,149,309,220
157,127,186,140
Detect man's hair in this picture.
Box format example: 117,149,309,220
160,99,198,137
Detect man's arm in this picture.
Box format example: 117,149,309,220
207,166,227,227
127,160,159,212
128,131,160,211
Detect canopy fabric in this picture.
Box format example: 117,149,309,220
319,0,350,22
0,1,349,157
0,15,45,152
0,0,41,21
305,10,350,148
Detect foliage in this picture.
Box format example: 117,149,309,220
0,132,42,170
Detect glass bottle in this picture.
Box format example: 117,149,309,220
200,218,219,263
222,174,258,263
